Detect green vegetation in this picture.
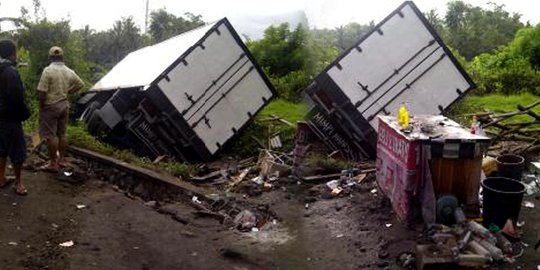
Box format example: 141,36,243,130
68,124,194,178
149,11,204,43
305,153,350,171
449,93,540,125
423,1,540,96
1,2,205,177
247,24,311,102
1,0,540,172
441,1,523,60
258,99,308,123
468,24,540,95
225,99,308,157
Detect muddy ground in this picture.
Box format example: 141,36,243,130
0,167,539,269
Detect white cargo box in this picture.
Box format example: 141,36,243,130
307,1,475,160
80,18,275,161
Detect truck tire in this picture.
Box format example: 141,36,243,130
81,101,100,122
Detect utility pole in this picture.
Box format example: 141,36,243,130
145,0,149,33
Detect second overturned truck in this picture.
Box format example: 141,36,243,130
76,18,275,162
305,1,475,161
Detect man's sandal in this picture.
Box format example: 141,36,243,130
13,186,28,196
38,163,59,172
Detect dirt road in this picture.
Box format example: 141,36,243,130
0,168,538,269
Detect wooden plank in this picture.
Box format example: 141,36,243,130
250,136,266,149
301,173,342,182
68,146,209,196
189,170,223,182
431,157,482,207
270,114,294,127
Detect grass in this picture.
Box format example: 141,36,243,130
257,99,309,124
224,99,308,157
26,98,307,176
66,123,195,178
304,153,351,171
449,93,540,126
64,99,309,175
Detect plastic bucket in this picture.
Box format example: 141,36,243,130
481,177,525,229
496,154,524,181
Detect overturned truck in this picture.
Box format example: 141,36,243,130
76,18,275,162
306,1,475,161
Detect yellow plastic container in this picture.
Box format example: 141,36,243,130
398,104,406,126
402,110,409,128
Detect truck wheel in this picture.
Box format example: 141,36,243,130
86,110,104,135
81,101,100,122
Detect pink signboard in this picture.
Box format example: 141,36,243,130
376,118,421,223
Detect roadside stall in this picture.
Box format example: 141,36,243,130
376,115,491,225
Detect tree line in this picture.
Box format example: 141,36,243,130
249,1,540,101
0,0,538,108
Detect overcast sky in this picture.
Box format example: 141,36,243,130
1,0,539,38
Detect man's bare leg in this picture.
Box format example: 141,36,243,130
12,163,26,195
0,157,6,185
58,136,67,166
46,137,59,169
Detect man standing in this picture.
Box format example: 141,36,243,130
37,46,84,170
0,39,30,195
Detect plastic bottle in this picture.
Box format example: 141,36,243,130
402,107,409,128
398,103,406,126
457,254,492,268
468,240,491,257
493,232,513,255
398,103,409,129
470,116,478,134
466,221,496,243
475,237,504,261
458,231,472,250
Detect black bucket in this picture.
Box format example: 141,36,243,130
496,154,524,181
481,177,525,229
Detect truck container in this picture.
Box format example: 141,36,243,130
306,1,475,160
76,18,276,162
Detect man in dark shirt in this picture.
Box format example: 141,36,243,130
0,39,30,195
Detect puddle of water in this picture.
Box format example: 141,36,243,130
243,223,295,248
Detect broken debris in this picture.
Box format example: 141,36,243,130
473,99,540,155
59,240,75,247
234,210,257,231
524,201,535,208
418,220,528,268
257,150,291,178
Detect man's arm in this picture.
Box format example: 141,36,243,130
4,69,26,109
38,91,47,110
36,68,50,110
67,84,82,94
3,68,30,120
68,72,84,94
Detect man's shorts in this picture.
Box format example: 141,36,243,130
0,121,27,164
39,99,69,139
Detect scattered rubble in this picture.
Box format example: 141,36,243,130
144,201,157,208
523,201,535,208
474,99,540,155
59,241,75,248
417,220,529,268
